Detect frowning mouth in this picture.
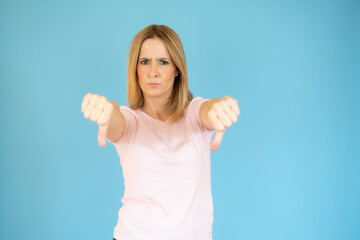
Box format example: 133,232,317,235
148,83,160,87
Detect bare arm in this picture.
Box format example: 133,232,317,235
81,93,127,147
199,99,216,131
106,101,126,143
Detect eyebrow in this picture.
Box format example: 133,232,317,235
139,57,170,60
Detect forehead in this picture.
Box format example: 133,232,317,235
139,37,170,58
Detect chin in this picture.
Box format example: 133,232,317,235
143,91,163,98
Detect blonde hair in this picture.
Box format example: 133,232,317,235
127,24,193,124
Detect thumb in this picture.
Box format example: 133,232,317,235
97,124,108,148
210,129,225,151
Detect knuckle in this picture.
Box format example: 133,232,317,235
214,102,221,109
221,101,228,107
90,95,98,102
228,98,236,104
83,93,91,103
84,92,91,99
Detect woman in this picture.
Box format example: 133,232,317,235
81,24,240,240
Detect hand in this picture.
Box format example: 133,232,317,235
207,96,240,151
81,93,115,148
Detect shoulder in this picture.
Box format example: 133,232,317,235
120,105,138,116
189,96,207,107
186,96,211,120
119,106,139,125
188,97,210,111
185,96,215,138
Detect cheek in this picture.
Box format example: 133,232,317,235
162,68,176,81
137,67,148,87
137,66,145,79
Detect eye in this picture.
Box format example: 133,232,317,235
140,59,149,65
160,60,169,65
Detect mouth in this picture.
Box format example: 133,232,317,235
148,83,160,87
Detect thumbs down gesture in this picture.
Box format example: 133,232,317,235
200,96,240,151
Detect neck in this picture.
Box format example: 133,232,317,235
141,96,169,121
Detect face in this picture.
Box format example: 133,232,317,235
137,37,178,103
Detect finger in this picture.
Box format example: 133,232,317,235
84,95,99,119
230,102,240,116
208,110,225,131
210,130,225,151
90,100,105,122
98,102,113,125
223,104,238,123
81,93,92,113
216,108,233,128
98,124,108,148
225,97,240,116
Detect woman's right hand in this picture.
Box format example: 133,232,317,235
81,93,117,148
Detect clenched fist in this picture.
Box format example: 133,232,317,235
206,96,240,151
81,93,117,148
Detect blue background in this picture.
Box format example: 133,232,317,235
1,0,359,239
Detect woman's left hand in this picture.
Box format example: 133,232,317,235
206,96,240,151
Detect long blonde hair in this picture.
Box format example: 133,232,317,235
127,24,193,124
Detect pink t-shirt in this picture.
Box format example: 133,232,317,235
109,97,215,240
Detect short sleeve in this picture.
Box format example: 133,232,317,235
107,106,138,158
186,97,215,145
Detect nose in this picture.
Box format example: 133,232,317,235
149,62,159,78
